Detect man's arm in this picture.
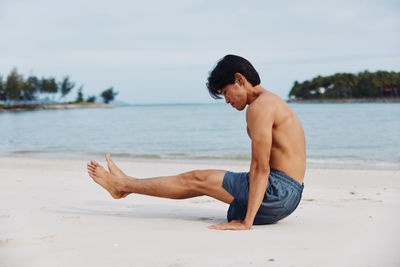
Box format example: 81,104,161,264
209,100,273,230
243,106,273,227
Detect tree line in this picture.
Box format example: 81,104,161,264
0,68,118,104
288,71,400,100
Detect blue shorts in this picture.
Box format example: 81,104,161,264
222,169,304,225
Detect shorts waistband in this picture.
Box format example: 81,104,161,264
270,169,304,191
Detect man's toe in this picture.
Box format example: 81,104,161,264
87,166,95,172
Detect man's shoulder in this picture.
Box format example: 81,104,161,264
246,93,278,126
247,91,279,116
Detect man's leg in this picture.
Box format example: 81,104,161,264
87,154,234,204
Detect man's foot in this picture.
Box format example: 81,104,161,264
105,154,127,178
87,155,130,199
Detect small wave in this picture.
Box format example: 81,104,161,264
12,150,46,155
81,152,250,162
88,152,162,159
307,157,400,170
5,150,399,170
191,155,250,161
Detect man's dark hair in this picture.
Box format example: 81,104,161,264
206,55,261,99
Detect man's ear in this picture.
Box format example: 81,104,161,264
234,73,245,86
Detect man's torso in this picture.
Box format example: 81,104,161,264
246,90,306,184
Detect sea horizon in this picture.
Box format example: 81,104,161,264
1,102,399,170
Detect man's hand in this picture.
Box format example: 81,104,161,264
208,220,252,230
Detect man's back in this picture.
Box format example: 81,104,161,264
246,90,306,184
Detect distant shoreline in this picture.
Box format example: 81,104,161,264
287,98,400,103
1,154,398,170
1,154,399,172
0,103,115,112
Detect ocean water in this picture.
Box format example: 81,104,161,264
0,103,399,169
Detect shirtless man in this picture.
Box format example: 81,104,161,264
87,55,306,230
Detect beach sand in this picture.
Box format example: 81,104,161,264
0,157,399,267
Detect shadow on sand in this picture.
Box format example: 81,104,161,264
47,202,227,224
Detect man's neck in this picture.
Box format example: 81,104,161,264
247,85,265,105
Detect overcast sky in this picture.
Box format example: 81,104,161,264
1,0,399,104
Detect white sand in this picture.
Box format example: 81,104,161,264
0,157,399,267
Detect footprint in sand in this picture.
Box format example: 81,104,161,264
40,235,56,242
0,235,56,248
343,198,382,203
0,238,15,248
189,198,216,204
127,204,142,209
358,197,383,202
60,215,81,223
110,213,124,217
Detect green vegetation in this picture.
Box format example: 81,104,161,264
60,76,75,100
100,87,118,104
75,86,84,103
0,68,118,105
86,96,96,103
288,71,400,100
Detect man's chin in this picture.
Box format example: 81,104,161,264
230,103,245,111
236,105,246,111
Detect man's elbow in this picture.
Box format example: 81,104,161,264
253,162,270,174
250,164,270,184
255,166,270,175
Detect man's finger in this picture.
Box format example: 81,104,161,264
208,223,231,230
208,224,222,229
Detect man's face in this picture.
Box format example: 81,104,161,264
219,82,247,111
